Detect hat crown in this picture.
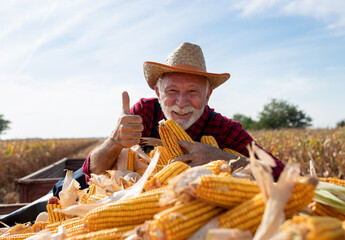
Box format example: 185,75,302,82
164,42,207,72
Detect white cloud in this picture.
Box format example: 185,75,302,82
233,0,345,29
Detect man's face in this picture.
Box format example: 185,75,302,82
155,72,212,130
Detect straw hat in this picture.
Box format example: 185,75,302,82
143,42,230,89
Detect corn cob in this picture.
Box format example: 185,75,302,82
222,148,246,158
159,122,185,159
164,119,194,143
200,135,219,148
150,146,170,172
143,161,190,191
61,217,88,237
45,221,60,233
0,233,36,240
46,196,66,223
85,187,168,231
79,184,97,204
311,201,345,221
202,160,230,175
149,200,223,240
218,177,317,234
281,215,345,240
136,168,146,176
318,177,345,187
127,148,135,171
65,225,136,240
192,174,260,208
31,221,49,232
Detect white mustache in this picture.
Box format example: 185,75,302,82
168,105,196,114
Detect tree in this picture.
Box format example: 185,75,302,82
257,99,312,129
232,113,258,130
336,119,345,128
0,114,11,135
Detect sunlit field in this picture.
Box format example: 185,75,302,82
0,138,102,203
249,127,345,178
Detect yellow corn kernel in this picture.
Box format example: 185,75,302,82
143,161,190,191
150,146,170,172
193,174,260,209
85,187,168,231
31,221,49,232
318,177,345,187
136,168,146,176
149,200,223,240
164,119,194,143
219,177,317,234
65,225,136,240
127,148,135,171
46,197,66,223
222,148,246,158
200,135,219,148
60,217,87,237
202,160,230,175
281,215,345,240
159,122,184,159
311,201,345,221
0,233,36,240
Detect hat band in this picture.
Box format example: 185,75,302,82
170,64,206,73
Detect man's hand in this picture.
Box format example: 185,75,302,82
111,91,143,148
171,141,234,167
90,91,143,174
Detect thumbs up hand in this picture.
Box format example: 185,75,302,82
111,91,143,148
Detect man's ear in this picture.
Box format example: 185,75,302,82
155,86,160,98
206,88,213,104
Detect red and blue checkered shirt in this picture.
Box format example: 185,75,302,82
83,98,285,181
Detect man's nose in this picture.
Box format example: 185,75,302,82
175,93,189,108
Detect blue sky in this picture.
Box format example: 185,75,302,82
1,0,345,139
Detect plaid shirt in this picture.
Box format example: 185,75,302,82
83,98,285,181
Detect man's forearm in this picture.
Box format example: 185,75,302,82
89,138,123,174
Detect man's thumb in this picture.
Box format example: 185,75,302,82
122,91,131,115
178,140,194,151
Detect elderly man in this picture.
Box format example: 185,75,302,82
82,42,284,181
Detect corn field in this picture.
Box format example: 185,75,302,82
0,138,101,203
249,127,345,178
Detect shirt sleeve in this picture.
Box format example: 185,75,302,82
82,151,92,182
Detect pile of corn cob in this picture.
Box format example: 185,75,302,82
1,119,345,240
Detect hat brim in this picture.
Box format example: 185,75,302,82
143,61,230,89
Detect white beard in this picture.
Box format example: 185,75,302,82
159,99,206,130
